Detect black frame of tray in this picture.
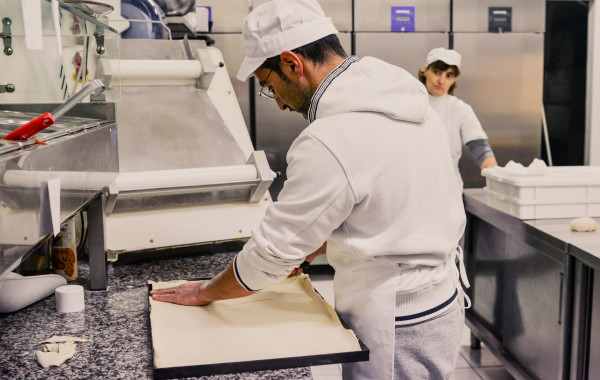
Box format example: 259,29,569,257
147,281,370,379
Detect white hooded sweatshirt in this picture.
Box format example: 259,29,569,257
234,56,467,378
235,55,465,293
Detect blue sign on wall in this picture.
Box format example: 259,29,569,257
391,6,415,32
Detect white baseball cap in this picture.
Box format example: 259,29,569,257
425,47,462,69
236,0,338,81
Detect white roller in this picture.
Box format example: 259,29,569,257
3,170,115,190
97,59,202,86
114,165,258,192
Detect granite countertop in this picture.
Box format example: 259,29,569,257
0,242,312,380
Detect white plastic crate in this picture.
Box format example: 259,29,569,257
482,166,600,219
484,189,600,219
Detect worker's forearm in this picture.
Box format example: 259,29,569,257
480,156,498,169
305,242,327,263
201,261,254,302
466,139,496,168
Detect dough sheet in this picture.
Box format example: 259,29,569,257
148,274,362,369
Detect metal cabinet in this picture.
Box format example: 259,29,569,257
587,272,600,377
454,32,544,188
253,0,352,32
464,190,571,380
354,0,450,32
565,238,600,379
451,0,546,188
355,32,448,77
453,0,545,33
195,0,250,33
468,218,568,380
319,0,353,32
503,236,567,380
468,218,507,336
518,217,600,379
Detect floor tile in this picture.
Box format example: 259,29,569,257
449,367,484,380
474,366,515,380
460,345,503,368
455,352,472,369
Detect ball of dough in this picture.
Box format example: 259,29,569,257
570,217,598,232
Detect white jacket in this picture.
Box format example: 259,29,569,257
429,93,488,189
236,56,465,294
234,56,467,379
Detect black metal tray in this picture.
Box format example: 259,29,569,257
147,281,369,379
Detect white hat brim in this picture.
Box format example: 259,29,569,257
237,56,267,81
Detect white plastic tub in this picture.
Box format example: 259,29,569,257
482,166,600,219
484,189,600,219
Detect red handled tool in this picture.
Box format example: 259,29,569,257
3,79,104,141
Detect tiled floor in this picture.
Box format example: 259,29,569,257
308,272,514,380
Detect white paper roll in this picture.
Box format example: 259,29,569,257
99,59,202,80
55,285,84,313
115,165,258,192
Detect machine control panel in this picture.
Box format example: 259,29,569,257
391,6,415,32
488,7,512,33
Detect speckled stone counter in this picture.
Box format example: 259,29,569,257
0,242,312,380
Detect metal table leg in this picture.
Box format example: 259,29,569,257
87,193,108,290
470,332,481,350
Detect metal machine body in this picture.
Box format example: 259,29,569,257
1,0,272,287
101,38,273,260
0,111,118,282
0,1,120,284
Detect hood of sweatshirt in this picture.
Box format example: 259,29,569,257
308,56,430,124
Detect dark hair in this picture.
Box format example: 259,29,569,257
418,60,461,95
259,34,348,77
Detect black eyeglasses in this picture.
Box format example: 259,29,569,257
258,69,276,100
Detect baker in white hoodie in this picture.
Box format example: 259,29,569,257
151,1,469,379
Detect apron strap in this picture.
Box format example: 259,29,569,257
451,246,472,309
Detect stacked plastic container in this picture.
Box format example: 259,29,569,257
482,166,600,219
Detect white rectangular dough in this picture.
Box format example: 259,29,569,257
149,274,362,369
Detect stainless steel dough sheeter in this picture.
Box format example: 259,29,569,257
89,38,276,289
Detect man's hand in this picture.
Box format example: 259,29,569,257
288,242,328,277
150,281,212,306
480,156,498,169
150,262,253,306
306,242,327,263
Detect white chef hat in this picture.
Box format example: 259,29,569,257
425,47,462,69
236,0,338,81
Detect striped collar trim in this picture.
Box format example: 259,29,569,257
308,55,359,123
233,255,258,292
